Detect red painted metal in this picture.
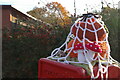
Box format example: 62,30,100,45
38,58,120,79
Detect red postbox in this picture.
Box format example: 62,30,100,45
38,58,120,79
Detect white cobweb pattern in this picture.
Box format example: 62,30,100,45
47,15,118,79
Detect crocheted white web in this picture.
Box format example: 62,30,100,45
47,13,118,79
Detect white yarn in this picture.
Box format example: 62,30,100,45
47,14,118,79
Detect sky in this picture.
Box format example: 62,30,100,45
0,0,120,15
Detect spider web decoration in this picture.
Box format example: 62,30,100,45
47,13,118,79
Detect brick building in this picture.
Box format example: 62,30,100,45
0,5,50,29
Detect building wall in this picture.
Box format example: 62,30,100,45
1,5,50,30
0,5,38,29
1,5,11,28
0,5,2,30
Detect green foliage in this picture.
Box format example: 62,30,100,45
101,8,119,61
2,20,70,78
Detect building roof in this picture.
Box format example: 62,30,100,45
1,5,51,26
